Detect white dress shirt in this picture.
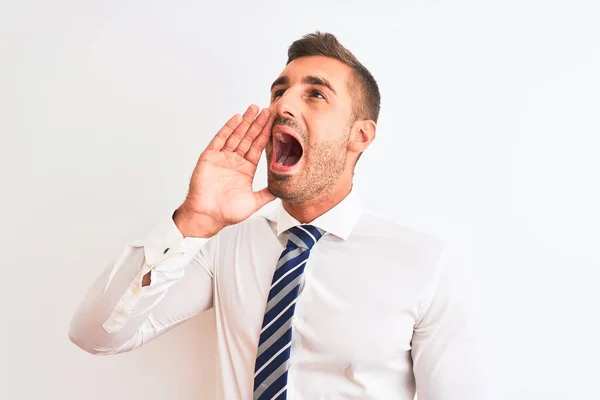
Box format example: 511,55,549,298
68,188,485,399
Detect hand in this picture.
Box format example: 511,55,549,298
175,105,276,237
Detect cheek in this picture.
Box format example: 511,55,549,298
306,114,347,144
306,109,334,132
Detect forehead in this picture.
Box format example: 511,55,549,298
277,55,353,93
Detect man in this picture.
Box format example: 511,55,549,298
69,32,485,399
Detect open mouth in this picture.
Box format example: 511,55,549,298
273,132,303,167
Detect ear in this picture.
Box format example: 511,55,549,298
348,119,377,154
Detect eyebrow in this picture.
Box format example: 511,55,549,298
270,75,337,96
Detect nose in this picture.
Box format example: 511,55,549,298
272,87,299,120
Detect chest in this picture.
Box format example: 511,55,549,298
213,236,425,364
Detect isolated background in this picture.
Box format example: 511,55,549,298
1,0,599,399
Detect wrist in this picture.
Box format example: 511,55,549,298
173,206,224,238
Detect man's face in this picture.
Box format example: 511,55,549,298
265,56,356,204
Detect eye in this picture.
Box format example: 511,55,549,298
273,89,285,99
310,90,325,100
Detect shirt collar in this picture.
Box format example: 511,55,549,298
259,187,364,240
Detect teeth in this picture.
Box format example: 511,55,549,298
274,132,290,143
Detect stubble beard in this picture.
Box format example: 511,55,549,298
267,129,350,204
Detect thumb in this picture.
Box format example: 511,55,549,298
253,187,277,209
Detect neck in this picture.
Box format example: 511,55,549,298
282,178,353,224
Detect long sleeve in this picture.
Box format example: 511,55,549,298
68,213,216,355
411,243,488,399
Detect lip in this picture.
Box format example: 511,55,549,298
270,157,302,173
270,125,304,174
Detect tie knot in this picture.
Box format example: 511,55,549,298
287,224,325,250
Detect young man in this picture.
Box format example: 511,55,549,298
69,32,485,400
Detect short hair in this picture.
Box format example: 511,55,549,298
287,31,381,123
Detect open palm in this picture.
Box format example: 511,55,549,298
182,105,276,227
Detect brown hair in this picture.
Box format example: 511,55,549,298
287,31,381,123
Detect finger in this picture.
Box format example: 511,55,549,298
254,187,277,209
222,105,259,152
245,115,274,165
206,113,243,151
234,108,270,157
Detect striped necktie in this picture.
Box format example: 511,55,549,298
252,224,325,400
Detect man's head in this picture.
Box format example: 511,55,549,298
265,32,380,204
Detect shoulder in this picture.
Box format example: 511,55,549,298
357,208,473,299
357,207,449,258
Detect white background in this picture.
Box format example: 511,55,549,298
1,0,599,399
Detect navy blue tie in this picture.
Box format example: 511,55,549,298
252,224,325,400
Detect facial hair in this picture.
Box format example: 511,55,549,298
266,116,352,204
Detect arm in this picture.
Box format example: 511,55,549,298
67,211,217,355
68,104,275,355
411,243,488,399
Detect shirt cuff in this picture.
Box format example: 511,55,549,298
139,211,211,288
143,212,186,267
101,213,211,334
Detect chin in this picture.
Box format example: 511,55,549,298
267,177,302,203
267,173,290,192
